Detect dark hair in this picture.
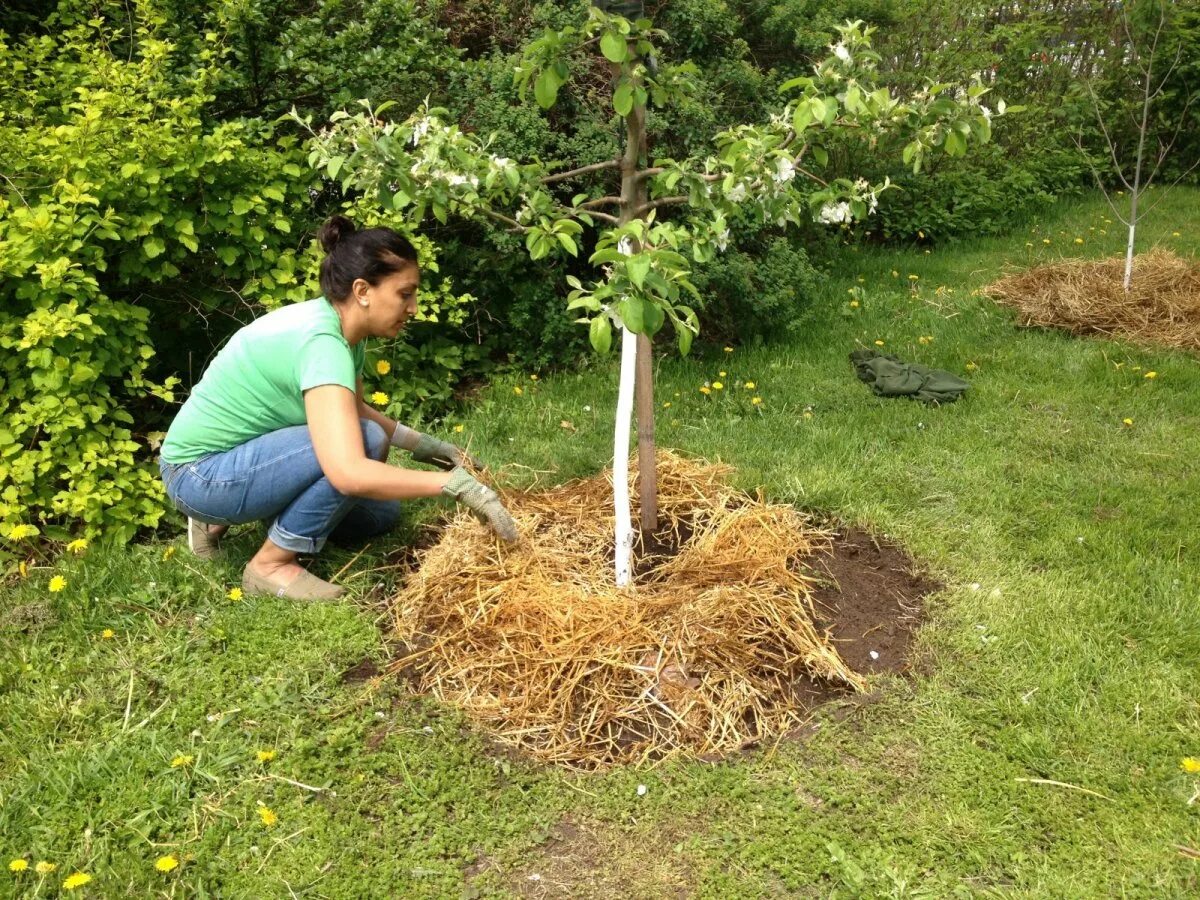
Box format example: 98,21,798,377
317,215,419,302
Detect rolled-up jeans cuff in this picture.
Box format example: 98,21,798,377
267,522,323,555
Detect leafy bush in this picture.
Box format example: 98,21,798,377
691,237,824,344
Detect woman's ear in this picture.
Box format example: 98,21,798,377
352,278,370,306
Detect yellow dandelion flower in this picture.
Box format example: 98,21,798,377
162,546,176,561
227,586,243,602
453,424,464,433
918,336,931,345
529,374,538,381
48,575,67,593
1144,371,1157,379
18,561,27,578
170,754,194,768
1100,229,1107,235
917,230,925,239
1132,365,1141,371
723,346,733,353
63,872,92,891
891,269,899,277
1182,757,1200,773
370,391,388,406
1172,231,1181,237
66,538,89,554
849,300,859,308
9,859,28,873
856,276,865,282
924,249,931,254
719,371,726,377
513,386,523,396
35,862,56,875
1042,238,1051,245
751,397,762,405
1123,418,1134,426
744,382,755,389
803,411,813,419
7,524,38,540
1025,242,1033,247
699,386,711,395
101,628,115,640
258,805,278,827
155,855,179,873
256,749,276,763
1074,238,1084,244
712,381,724,390
662,402,672,408
965,362,978,372
1116,190,1124,195
874,340,885,347
375,360,391,375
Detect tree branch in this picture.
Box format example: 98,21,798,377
579,195,622,210
630,195,689,218
481,209,526,232
540,159,620,184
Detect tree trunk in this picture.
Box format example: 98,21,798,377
612,53,656,585
1124,34,1155,294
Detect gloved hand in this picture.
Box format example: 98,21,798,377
412,433,483,471
442,467,518,543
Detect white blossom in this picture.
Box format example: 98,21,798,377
831,42,851,63
980,104,992,123
817,200,852,225
773,157,796,184
410,117,430,146
727,183,748,203
715,228,730,252
618,237,634,256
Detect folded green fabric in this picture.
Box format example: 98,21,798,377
850,349,970,404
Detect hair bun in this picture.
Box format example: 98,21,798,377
317,215,356,253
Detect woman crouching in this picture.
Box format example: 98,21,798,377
157,215,517,601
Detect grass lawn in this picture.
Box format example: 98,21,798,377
3,187,1198,898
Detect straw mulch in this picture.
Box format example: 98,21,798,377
983,248,1200,351
387,450,865,769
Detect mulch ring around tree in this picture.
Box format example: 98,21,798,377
378,450,939,770
984,247,1200,351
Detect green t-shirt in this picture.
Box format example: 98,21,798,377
161,298,365,463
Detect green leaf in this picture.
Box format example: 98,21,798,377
617,296,645,333
642,300,665,337
792,101,815,133
589,316,612,354
534,70,560,109
393,190,412,209
676,320,693,356
601,30,628,63
626,254,650,289
811,145,829,167
613,81,634,117
556,233,578,256
326,155,345,179
143,237,165,259
232,197,254,216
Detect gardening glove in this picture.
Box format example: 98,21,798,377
442,467,519,543
391,423,482,470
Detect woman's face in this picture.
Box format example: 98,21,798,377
356,261,420,338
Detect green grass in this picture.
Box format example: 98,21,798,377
3,187,1199,897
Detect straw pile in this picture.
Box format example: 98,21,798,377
984,248,1200,351
388,450,865,769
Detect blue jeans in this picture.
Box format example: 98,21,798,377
158,420,402,554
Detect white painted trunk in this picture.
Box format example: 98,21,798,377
1124,218,1136,292
613,324,638,587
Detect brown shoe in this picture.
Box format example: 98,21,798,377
188,518,224,560
242,566,345,601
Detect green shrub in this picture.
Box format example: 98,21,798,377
690,237,824,344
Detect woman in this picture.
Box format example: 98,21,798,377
158,216,518,601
